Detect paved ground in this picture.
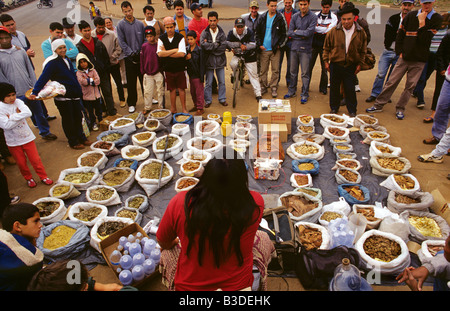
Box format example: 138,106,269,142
1,0,448,292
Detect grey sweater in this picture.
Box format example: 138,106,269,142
116,17,145,58
0,46,36,97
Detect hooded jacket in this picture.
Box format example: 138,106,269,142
76,37,111,76
226,26,257,64
323,20,367,67
200,25,228,70
254,10,288,52
76,53,101,101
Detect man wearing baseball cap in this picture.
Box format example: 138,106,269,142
365,0,414,103
188,2,209,44
366,0,443,120
243,1,261,34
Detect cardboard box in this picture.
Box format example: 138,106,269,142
430,189,450,225
99,114,122,131
259,123,288,142
99,223,159,288
258,99,292,134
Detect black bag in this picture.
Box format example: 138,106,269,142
294,245,363,290
260,206,298,274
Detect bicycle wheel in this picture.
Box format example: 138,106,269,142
392,0,401,6
232,65,240,108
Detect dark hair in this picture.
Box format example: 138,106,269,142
174,0,184,8
93,16,105,27
49,22,64,31
143,5,154,13
207,11,218,20
28,260,89,291
0,13,14,24
267,0,277,4
78,20,91,31
298,0,311,3
2,203,39,232
184,147,259,268
104,17,113,23
89,1,94,4
321,0,332,6
0,82,15,102
121,1,132,9
186,30,197,38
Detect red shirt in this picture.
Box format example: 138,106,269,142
81,38,95,56
188,17,209,43
156,190,264,291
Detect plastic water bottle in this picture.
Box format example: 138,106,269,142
124,241,131,252
133,253,145,266
150,248,161,264
116,267,122,274
330,258,372,291
140,237,149,247
119,269,133,286
132,265,145,282
119,236,128,247
129,242,142,257
143,239,156,258
136,232,143,240
143,259,155,275
128,234,136,243
119,254,133,270
117,244,124,252
109,250,122,267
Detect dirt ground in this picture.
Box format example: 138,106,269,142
1,0,448,292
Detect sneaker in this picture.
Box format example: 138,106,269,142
417,153,444,164
366,106,383,113
301,97,308,104
10,195,20,204
365,96,377,103
27,178,37,188
41,178,53,185
256,96,262,102
271,88,277,98
128,106,136,113
396,111,404,120
283,93,296,99
152,99,158,104
416,102,425,109
92,124,99,131
355,85,361,92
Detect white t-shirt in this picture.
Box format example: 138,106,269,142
343,23,355,54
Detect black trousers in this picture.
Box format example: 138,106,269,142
124,58,144,107
54,98,87,147
99,70,117,116
329,63,357,114
83,98,103,128
309,46,328,93
110,62,125,102
0,170,12,215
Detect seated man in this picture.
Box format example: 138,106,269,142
227,18,262,102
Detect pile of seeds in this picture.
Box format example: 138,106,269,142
140,162,170,179
43,225,76,250
363,235,401,262
73,207,103,222
102,169,131,186
101,133,123,142
89,187,114,201
156,136,178,150
80,153,103,167
64,172,95,184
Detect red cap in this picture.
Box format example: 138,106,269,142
0,26,10,34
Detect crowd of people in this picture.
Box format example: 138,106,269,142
0,0,449,292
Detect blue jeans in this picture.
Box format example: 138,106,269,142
17,95,51,137
370,49,398,98
204,67,226,104
431,79,450,141
288,50,311,99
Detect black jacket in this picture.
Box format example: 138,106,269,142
436,30,449,73
254,11,288,53
76,37,111,76
200,25,228,70
226,27,257,64
186,44,205,82
395,10,443,62
384,12,402,50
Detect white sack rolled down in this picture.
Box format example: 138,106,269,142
49,181,81,200
329,136,352,145
322,197,351,216
332,143,354,154
296,114,314,127
182,149,212,166
400,210,450,243
296,125,315,135
131,131,156,147
292,133,326,145
351,204,382,230
319,113,349,128
175,176,199,193
332,158,362,171
322,126,350,140
353,114,378,128
380,173,421,194
148,109,172,127
179,160,204,178
187,137,223,155
99,167,136,193
58,167,100,191
77,150,108,170
68,202,108,227
355,229,411,275
195,120,221,137
335,168,362,185
318,209,347,227
85,185,121,206
363,130,391,145
359,124,388,139
125,194,149,213
109,117,137,135
115,207,142,224
171,123,190,136
144,118,165,132
369,155,411,177
417,240,446,263
287,141,325,161
278,191,323,223
90,140,120,157
32,197,66,225
386,190,434,214
152,134,183,160
290,173,313,188
294,221,331,250
90,216,134,252
369,141,402,158
135,158,174,197
120,145,151,162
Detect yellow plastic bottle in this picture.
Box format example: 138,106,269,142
221,121,232,137
223,111,232,124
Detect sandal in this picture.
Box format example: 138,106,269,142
423,117,434,123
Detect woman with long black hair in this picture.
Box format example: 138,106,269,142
156,148,274,291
